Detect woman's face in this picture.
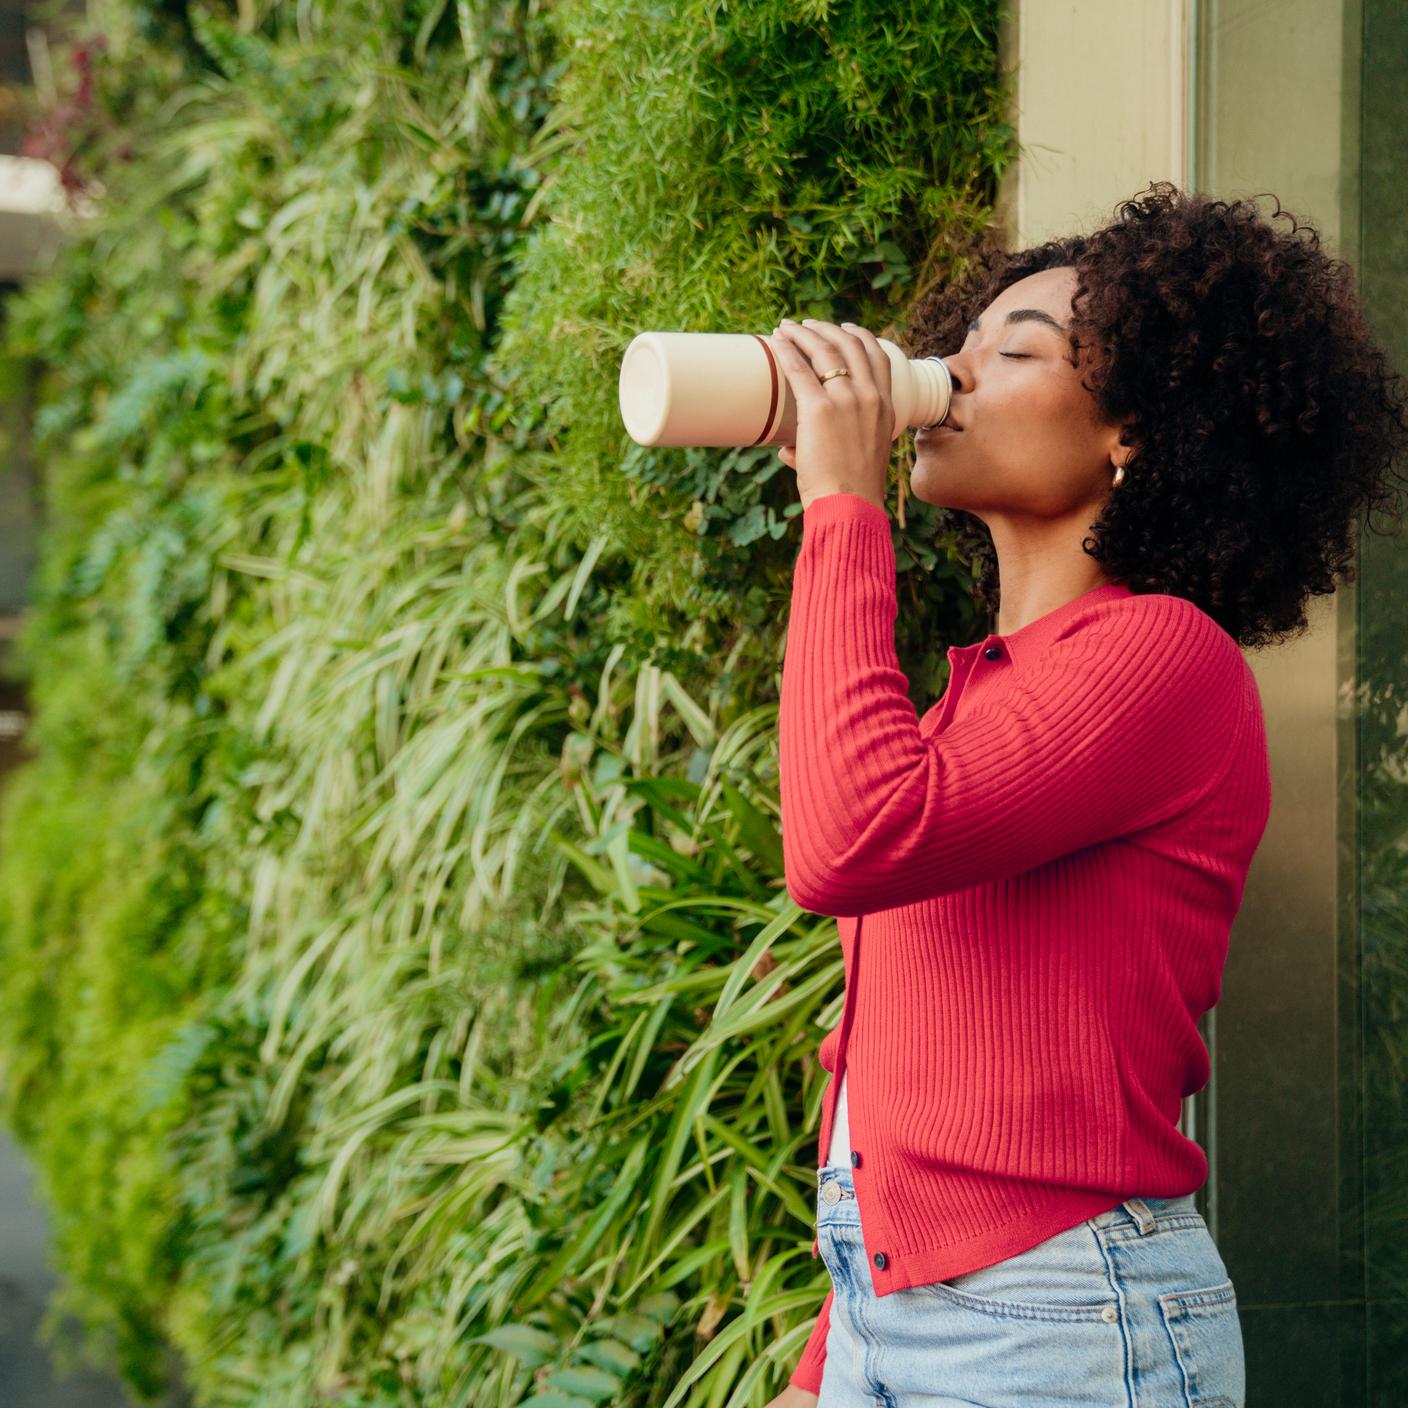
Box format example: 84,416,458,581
909,265,1131,522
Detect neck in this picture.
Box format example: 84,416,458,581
994,568,1117,637
985,510,1117,637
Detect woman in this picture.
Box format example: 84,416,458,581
761,183,1408,1408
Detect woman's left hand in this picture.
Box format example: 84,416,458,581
767,317,895,514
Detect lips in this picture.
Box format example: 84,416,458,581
918,412,963,433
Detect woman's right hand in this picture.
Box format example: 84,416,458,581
764,1386,820,1408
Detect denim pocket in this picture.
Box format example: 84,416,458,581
910,1220,1115,1323
1157,1278,1244,1408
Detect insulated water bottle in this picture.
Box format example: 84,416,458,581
618,329,954,448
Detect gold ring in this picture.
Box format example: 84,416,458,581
818,366,850,383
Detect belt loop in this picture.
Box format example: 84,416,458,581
1123,1197,1156,1234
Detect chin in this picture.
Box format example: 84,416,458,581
907,461,958,510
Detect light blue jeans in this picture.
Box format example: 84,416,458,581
813,1163,1244,1408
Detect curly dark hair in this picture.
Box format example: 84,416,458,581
898,181,1408,650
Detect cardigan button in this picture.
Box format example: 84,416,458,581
850,1150,862,1167
983,644,1002,660
873,1251,888,1269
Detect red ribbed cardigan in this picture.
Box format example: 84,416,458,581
782,492,1271,1394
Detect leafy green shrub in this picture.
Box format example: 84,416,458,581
0,2,1011,1403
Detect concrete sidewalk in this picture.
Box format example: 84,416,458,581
0,1127,145,1407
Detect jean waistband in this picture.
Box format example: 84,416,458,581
814,1164,1200,1233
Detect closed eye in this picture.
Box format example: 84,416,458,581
999,352,1030,359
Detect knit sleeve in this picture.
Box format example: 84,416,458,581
788,1287,832,1394
779,493,1246,916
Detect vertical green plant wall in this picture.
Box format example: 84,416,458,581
0,1,1013,1403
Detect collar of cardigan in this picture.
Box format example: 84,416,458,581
948,580,1136,670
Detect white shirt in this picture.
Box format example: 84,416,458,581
823,1070,852,1167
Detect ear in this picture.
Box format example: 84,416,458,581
1104,416,1139,468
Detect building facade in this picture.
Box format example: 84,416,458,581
992,2,1405,1402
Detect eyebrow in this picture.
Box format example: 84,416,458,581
967,308,1068,335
